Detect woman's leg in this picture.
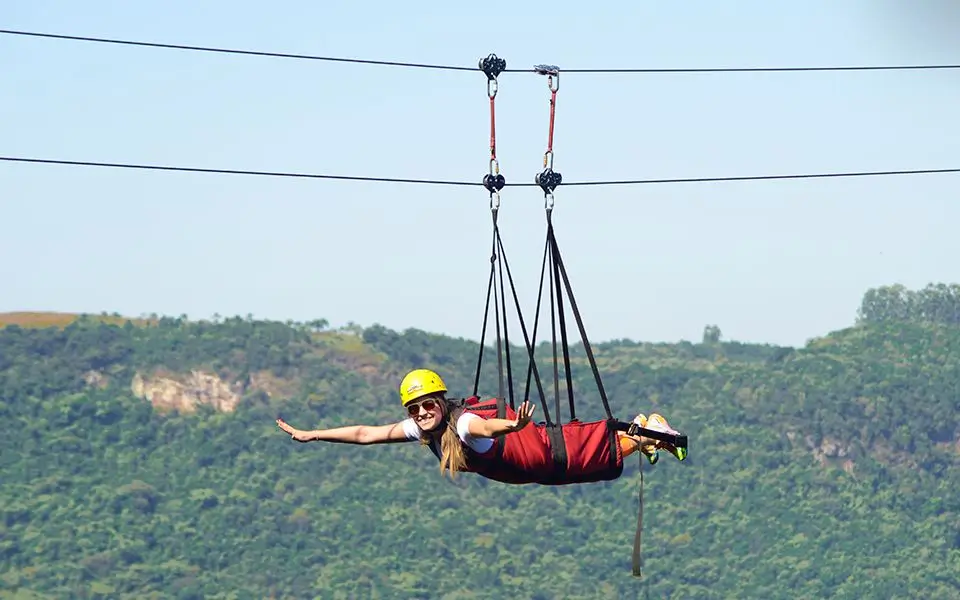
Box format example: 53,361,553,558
618,432,640,457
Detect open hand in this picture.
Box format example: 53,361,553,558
276,417,313,442
511,401,536,431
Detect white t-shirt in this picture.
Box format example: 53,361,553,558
401,412,495,453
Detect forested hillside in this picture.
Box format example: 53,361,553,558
1,284,958,599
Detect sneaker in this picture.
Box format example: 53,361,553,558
632,414,660,465
646,413,687,461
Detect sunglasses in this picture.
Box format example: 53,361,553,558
406,399,440,416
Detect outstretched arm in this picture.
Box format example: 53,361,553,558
276,418,413,445
465,401,536,439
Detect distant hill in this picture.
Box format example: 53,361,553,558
0,284,958,599
0,311,154,329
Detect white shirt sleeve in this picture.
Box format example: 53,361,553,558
456,412,495,453
401,418,421,441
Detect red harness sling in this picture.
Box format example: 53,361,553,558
428,396,624,485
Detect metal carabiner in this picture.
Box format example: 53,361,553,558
542,150,553,171
481,54,506,99
534,64,560,91
487,77,498,99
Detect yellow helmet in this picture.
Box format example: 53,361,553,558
399,369,447,406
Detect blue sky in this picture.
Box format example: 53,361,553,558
3,1,959,348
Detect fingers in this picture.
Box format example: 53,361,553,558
276,418,297,435
276,418,310,443
513,401,536,427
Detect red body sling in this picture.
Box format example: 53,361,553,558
432,396,624,485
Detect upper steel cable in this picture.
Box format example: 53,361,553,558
2,156,959,187
4,29,960,74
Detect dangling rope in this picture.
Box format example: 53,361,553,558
633,453,645,577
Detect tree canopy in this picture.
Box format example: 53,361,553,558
0,284,958,599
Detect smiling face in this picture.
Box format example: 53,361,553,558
405,394,445,432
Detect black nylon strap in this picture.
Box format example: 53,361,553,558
474,208,549,420
607,419,620,472
545,424,568,481
524,212,611,425
548,224,615,420
548,222,577,421
472,227,497,397
548,234,562,425
494,229,549,415
495,227,516,410
523,233,553,426
492,222,506,405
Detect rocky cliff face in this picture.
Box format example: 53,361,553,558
131,370,243,413
786,430,856,473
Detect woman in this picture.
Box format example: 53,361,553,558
275,369,685,484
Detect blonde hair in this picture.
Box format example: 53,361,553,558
419,397,468,479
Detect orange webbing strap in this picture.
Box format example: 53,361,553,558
632,453,644,577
